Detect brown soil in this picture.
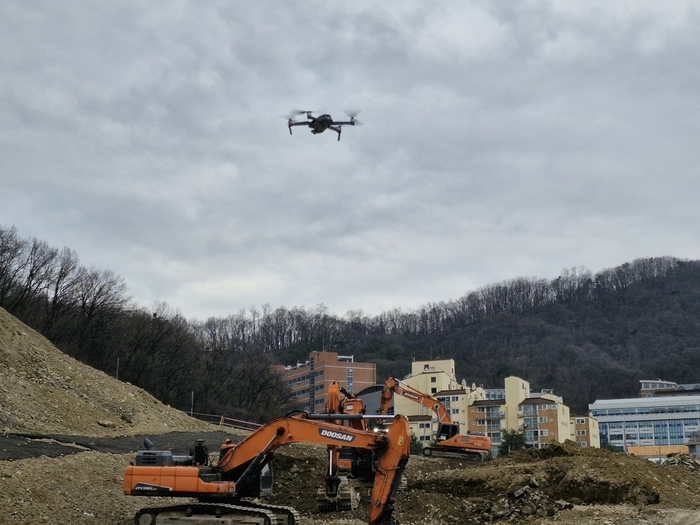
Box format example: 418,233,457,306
2,306,700,525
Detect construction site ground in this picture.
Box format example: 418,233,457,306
2,306,700,525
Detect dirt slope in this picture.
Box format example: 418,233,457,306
2,307,700,525
0,306,210,436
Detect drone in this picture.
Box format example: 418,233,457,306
287,110,361,141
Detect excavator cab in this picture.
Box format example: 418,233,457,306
190,439,210,466
436,423,460,442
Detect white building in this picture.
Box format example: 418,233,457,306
589,395,700,449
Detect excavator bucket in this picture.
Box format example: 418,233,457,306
316,475,360,512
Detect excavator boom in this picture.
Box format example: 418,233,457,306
380,377,451,423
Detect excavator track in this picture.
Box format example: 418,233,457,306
236,500,300,525
132,501,299,525
422,447,484,462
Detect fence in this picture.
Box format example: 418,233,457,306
191,412,263,432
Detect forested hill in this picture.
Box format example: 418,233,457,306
316,258,700,414
3,224,700,419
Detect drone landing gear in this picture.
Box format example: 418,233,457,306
330,125,342,141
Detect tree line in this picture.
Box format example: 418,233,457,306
0,225,292,421
2,223,696,419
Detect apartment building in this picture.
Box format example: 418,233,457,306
275,351,376,413
569,415,600,448
357,359,599,452
466,376,595,450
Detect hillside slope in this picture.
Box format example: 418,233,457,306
0,306,209,436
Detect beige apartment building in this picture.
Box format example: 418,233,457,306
570,415,600,448
275,351,376,413
467,376,600,449
384,361,600,451
468,376,571,448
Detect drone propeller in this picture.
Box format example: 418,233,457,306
281,109,309,120
344,110,363,126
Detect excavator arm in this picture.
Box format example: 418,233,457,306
216,414,385,473
380,377,451,423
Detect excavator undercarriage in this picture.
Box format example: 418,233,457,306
133,501,299,525
421,445,485,461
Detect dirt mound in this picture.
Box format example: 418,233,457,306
0,306,210,436
268,440,700,524
409,441,700,514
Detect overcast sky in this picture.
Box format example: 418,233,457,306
2,1,699,320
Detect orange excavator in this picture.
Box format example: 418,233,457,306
379,377,491,461
123,411,410,525
316,382,373,511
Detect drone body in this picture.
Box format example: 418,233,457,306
287,111,361,141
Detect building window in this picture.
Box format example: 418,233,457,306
576,418,586,425
431,377,436,383
477,419,485,426
580,441,587,447
452,408,459,415
576,430,587,436
431,388,437,394
452,396,459,402
540,429,548,437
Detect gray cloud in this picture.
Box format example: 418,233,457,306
2,1,700,320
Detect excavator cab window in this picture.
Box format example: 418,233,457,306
437,423,459,441
190,439,210,466
259,462,274,495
